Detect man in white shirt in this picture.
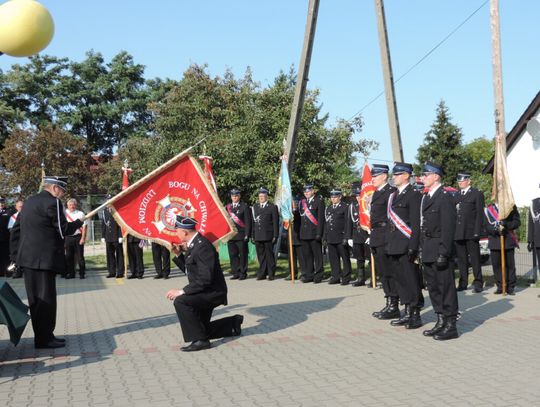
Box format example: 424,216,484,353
64,198,87,279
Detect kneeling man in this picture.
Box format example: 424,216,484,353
166,215,243,351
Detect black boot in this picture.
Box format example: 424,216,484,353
433,316,459,340
378,297,400,320
372,297,390,318
390,305,410,326
405,307,423,329
351,265,366,287
422,313,444,337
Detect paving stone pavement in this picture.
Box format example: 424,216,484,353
1,269,540,407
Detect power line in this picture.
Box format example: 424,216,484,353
349,0,489,120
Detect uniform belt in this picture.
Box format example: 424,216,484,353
372,221,387,228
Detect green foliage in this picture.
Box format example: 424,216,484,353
462,137,494,203
416,100,469,185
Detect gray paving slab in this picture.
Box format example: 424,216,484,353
1,270,540,406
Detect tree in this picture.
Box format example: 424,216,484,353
142,65,375,203
463,136,494,202
0,126,91,198
416,101,469,185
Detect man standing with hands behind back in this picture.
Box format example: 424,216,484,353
10,176,83,349
166,215,243,352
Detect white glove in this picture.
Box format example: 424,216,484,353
365,237,370,246
118,237,123,244
348,239,353,248
101,238,105,243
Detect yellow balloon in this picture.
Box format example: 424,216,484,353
0,0,54,57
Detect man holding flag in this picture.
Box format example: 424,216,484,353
226,188,251,280
299,184,325,283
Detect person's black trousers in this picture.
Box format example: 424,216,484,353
174,293,236,342
227,240,248,278
22,268,57,345
0,240,10,276
152,243,170,277
422,262,459,317
328,243,352,283
128,242,145,277
490,249,516,291
352,243,367,282
372,247,398,298
292,244,305,278
65,235,86,277
390,254,423,308
255,240,275,279
455,239,483,289
300,239,324,281
106,241,124,277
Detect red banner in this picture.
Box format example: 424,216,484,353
107,154,236,249
359,163,376,232
199,155,217,192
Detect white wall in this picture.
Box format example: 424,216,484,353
507,109,540,207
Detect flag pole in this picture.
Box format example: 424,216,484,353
500,234,506,295
288,225,295,282
85,136,209,220
370,253,376,288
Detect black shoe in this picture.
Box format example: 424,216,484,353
256,276,266,281
230,275,240,280
35,340,65,349
377,298,400,320
340,280,350,286
373,297,390,318
181,340,211,352
494,288,502,294
405,307,423,330
232,314,244,336
423,314,445,337
456,286,467,292
301,277,313,283
52,336,66,343
268,276,275,281
238,275,247,280
433,316,459,341
313,279,322,284
473,286,483,293
127,275,137,279
328,279,340,285
79,275,85,279
154,275,163,279
106,274,116,278
507,289,515,296
390,305,410,326
351,280,366,287
137,275,144,279
116,274,124,278
163,275,170,280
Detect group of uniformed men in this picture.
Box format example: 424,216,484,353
224,161,536,341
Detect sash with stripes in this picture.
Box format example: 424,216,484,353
301,199,318,226
387,192,412,239
226,204,245,228
485,204,519,246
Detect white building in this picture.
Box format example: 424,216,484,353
486,90,540,207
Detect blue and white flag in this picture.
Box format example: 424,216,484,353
277,158,293,227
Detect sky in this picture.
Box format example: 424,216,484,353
1,0,539,168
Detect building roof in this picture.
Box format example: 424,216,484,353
484,90,540,173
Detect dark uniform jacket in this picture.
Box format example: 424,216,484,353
226,202,251,241
386,185,421,256
174,233,228,306
251,202,279,242
100,209,122,242
347,200,368,244
420,186,456,263
484,205,520,250
10,190,83,272
454,187,484,240
127,234,141,244
299,195,325,240
292,207,302,246
369,184,396,248
528,198,540,248
324,202,351,244
0,207,12,242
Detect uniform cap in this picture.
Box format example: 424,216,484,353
303,184,314,192
174,215,198,230
422,162,444,177
230,188,241,195
371,164,389,176
330,188,342,197
392,162,413,175
456,172,471,182
43,176,68,191
258,187,269,195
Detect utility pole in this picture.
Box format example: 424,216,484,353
283,0,320,171
374,0,404,162
490,0,505,139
